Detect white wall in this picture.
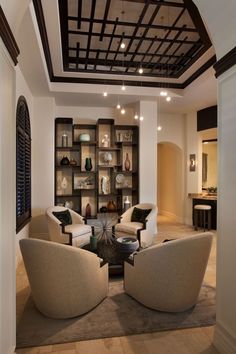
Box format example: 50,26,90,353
157,113,185,150
139,101,157,210
0,40,16,354
55,105,135,125
213,66,236,353
30,97,55,239
15,66,34,266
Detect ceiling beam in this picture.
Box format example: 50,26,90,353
68,16,198,33
84,0,96,70
99,0,111,41
69,30,199,45
125,0,185,8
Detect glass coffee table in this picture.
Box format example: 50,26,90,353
82,236,139,275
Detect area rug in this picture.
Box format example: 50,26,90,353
16,279,216,348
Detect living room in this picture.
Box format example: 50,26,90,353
1,1,236,353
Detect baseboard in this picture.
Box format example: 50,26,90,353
159,209,183,223
214,321,236,354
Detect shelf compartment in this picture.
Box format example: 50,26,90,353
73,124,96,144
73,172,96,192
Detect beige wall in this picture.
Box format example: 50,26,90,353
158,143,184,222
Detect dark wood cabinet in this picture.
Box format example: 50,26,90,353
54,118,139,217
192,198,217,230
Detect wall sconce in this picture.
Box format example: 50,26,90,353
190,154,196,172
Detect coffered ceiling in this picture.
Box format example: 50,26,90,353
33,0,215,88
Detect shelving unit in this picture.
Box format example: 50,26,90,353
54,117,139,217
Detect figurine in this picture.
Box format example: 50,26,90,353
101,134,110,147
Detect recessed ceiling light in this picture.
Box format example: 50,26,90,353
166,96,171,102
160,91,168,97
117,103,121,109
121,108,126,114
157,125,162,131
120,42,125,49
140,116,144,121
134,114,139,119
121,84,126,91
138,67,143,74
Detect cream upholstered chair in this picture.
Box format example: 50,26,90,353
114,203,157,248
46,206,92,247
20,238,108,319
124,232,213,312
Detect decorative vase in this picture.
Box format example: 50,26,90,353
107,200,116,212
90,235,97,251
85,157,92,171
61,133,68,147
124,153,131,171
79,133,90,142
103,152,113,165
85,203,91,218
69,158,77,166
124,196,131,212
60,156,70,165
100,206,107,213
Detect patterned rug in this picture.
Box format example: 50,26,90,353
16,278,216,348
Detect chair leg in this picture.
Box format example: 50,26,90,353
194,209,198,231
208,210,211,230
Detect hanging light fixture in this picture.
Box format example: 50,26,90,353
103,91,108,97
117,103,121,109
134,114,139,120
121,83,126,91
120,42,125,49
166,96,171,102
160,91,167,97
138,66,143,74
140,116,144,121
121,108,126,114
157,96,162,132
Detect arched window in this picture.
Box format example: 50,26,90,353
16,96,31,233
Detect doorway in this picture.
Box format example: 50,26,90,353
157,142,184,223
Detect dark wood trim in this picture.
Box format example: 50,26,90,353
32,0,54,79
214,47,236,78
0,6,20,65
182,55,217,88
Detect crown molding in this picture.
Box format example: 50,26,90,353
214,47,236,78
0,6,20,65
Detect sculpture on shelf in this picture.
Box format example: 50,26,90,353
85,203,92,218
101,134,110,147
61,177,68,194
103,152,113,165
101,176,109,195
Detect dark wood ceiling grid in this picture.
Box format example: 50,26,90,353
58,0,211,79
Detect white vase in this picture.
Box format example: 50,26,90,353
124,196,131,211
61,177,68,192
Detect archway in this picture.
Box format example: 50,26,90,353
157,142,184,223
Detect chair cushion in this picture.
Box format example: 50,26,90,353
64,224,91,237
131,207,152,223
52,209,72,226
115,222,143,235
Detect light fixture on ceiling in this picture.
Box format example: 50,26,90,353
139,116,144,121
121,108,126,114
166,96,171,102
157,125,162,131
138,67,143,74
121,83,126,91
117,103,121,109
120,42,126,49
160,91,167,97
103,91,108,97
134,114,139,120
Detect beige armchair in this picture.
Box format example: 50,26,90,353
20,238,108,319
124,232,213,312
114,203,157,248
46,206,92,247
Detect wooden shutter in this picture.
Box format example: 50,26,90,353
16,96,31,232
